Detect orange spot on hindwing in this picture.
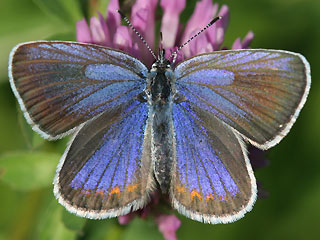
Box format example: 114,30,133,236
109,186,121,199
97,190,105,196
191,190,202,200
206,193,215,202
80,189,106,198
127,184,138,192
176,185,186,193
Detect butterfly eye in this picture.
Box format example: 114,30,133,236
151,62,158,71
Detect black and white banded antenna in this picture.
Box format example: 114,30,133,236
169,16,222,64
159,32,165,61
118,10,157,60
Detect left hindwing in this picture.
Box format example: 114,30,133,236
54,99,154,219
171,101,256,224
174,49,310,149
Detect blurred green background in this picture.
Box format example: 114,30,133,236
0,0,319,239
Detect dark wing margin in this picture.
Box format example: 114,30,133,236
53,100,154,219
171,101,257,224
9,41,148,140
174,49,311,149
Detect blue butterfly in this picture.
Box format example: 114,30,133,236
8,28,310,223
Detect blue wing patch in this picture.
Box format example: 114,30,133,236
171,101,256,224
54,100,154,219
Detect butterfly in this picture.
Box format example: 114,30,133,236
8,33,310,223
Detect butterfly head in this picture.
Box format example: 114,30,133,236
151,49,172,73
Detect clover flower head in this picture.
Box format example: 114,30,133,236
76,0,254,66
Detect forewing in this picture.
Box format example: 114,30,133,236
171,101,256,224
175,49,311,149
54,99,154,218
9,41,147,139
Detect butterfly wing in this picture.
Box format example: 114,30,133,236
171,101,256,224
54,99,154,218
9,41,147,139
174,49,311,149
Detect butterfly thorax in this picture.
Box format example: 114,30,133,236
146,59,176,192
147,59,173,104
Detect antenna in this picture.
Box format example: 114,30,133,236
159,32,165,61
118,10,157,60
169,16,222,60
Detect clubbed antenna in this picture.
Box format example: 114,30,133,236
118,10,157,60
169,16,222,60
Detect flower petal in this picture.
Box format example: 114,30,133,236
164,47,184,64
107,0,121,37
90,16,108,45
217,5,230,32
155,215,181,240
160,0,186,48
241,31,254,48
76,18,92,43
131,0,158,65
113,25,141,59
131,0,157,45
231,37,242,49
207,4,230,50
181,0,217,56
189,31,213,57
98,12,111,45
113,26,132,50
232,31,254,49
118,214,135,225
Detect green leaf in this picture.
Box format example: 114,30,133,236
36,199,77,240
62,210,86,231
17,107,45,149
33,0,82,26
0,0,69,83
84,219,123,240
46,31,77,41
88,0,110,17
0,151,59,191
123,218,163,240
0,83,27,151
78,0,90,20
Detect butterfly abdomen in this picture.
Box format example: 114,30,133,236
150,102,175,193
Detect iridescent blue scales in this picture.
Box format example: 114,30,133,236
8,41,310,224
